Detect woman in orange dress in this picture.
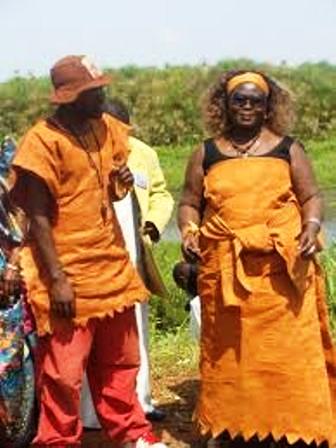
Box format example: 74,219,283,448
178,71,336,447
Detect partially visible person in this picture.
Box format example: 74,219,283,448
173,261,198,298
173,261,200,340
0,137,16,178
80,99,174,428
0,176,36,448
178,70,336,446
10,55,166,448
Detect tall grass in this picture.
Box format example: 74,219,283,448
322,244,336,327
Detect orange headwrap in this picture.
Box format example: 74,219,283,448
227,72,270,96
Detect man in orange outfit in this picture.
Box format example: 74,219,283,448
11,55,167,448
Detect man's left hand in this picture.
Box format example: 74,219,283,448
143,221,160,242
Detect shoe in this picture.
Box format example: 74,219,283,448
134,431,167,447
145,408,166,422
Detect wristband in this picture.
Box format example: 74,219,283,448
304,218,321,229
182,221,200,239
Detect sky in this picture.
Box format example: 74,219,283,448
1,0,335,82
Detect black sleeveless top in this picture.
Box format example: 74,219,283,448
202,136,294,174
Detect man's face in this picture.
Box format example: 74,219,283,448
227,83,268,130
73,87,105,119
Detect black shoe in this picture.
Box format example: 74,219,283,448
146,408,166,422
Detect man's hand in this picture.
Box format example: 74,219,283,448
50,272,76,318
143,221,160,243
110,165,134,190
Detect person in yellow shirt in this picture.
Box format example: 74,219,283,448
80,99,174,427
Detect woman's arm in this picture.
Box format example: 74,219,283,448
178,145,205,261
290,141,323,256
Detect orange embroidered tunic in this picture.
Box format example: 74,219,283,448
11,114,148,335
196,155,336,445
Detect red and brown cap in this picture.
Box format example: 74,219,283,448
50,55,110,104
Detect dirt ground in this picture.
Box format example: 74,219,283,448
82,372,199,447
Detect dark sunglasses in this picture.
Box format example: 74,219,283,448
230,92,267,108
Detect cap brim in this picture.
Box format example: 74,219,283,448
50,75,111,105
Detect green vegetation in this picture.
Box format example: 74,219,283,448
151,242,186,331
322,244,336,329
1,60,336,145
150,241,199,375
150,324,198,377
306,138,336,189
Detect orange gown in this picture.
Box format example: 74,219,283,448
196,153,336,445
11,114,148,335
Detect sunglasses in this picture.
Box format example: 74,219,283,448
230,92,267,108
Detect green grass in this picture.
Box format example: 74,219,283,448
150,326,198,378
156,144,194,199
321,243,336,329
150,241,187,331
149,240,199,376
306,137,336,189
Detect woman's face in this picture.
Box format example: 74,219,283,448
227,83,268,130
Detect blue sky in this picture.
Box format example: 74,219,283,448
1,0,335,81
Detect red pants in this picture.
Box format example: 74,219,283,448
33,307,151,447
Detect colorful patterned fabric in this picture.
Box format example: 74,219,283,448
0,302,36,447
0,175,36,447
0,137,16,179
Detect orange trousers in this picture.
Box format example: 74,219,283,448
33,307,151,447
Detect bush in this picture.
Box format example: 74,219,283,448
1,60,336,145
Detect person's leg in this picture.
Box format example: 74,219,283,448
33,321,94,447
135,301,152,412
87,307,152,444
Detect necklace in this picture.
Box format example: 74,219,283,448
49,116,108,223
230,132,261,158
71,124,108,223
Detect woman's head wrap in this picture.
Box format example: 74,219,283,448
227,72,270,96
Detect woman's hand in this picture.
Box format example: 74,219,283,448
50,272,76,318
298,222,320,257
182,233,201,263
